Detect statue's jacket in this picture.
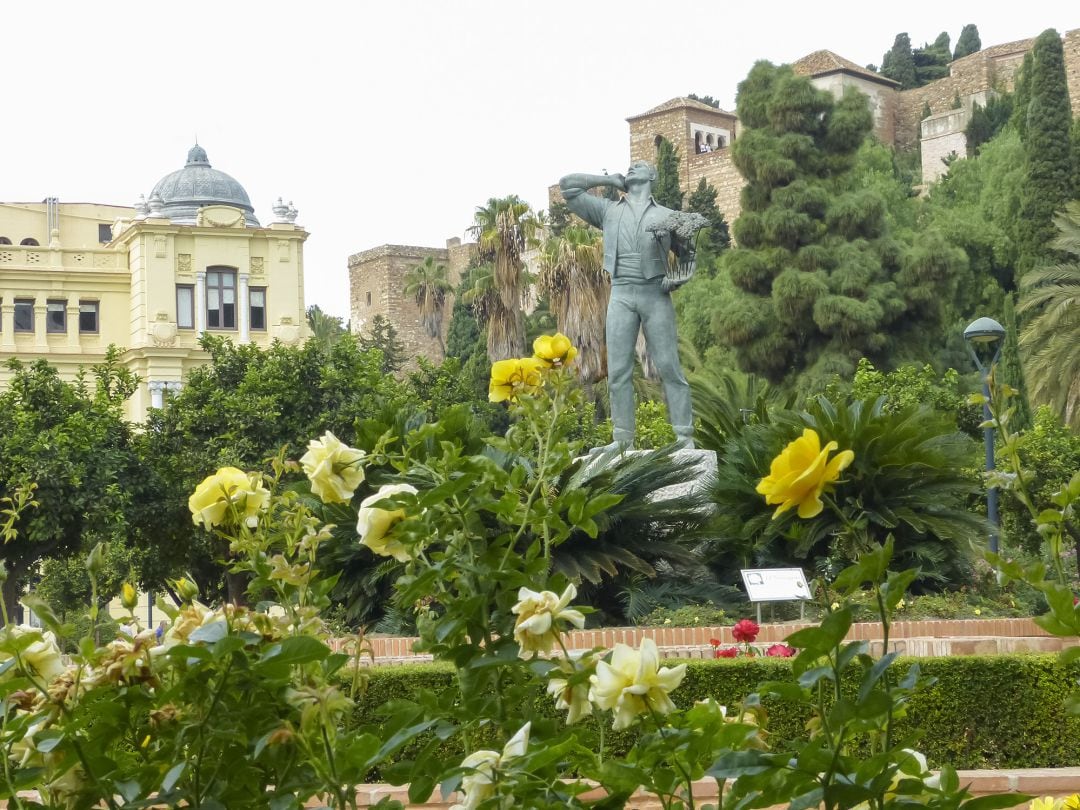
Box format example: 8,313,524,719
563,191,673,281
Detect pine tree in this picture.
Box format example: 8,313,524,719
913,34,952,86
881,33,917,89
965,94,1014,155
953,24,981,59
1016,29,1073,279
654,137,684,210
358,314,406,373
716,62,967,388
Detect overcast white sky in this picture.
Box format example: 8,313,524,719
2,2,1072,319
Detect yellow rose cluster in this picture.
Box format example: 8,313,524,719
756,428,854,519
488,333,578,403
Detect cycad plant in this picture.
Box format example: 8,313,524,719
1019,200,1080,429
705,396,985,589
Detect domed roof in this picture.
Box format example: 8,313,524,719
149,145,260,226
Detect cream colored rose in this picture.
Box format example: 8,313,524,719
511,584,585,657
356,484,418,562
588,638,686,730
546,650,596,725
2,625,67,685
188,467,270,529
449,722,530,810
300,431,367,504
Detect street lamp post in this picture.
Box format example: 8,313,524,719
963,316,1007,554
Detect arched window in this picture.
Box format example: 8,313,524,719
694,132,703,152
653,135,663,149
706,134,715,148
0,237,11,245
717,136,727,148
20,238,39,246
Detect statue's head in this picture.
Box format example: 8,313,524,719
625,160,658,188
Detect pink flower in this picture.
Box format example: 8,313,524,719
765,643,796,658
708,638,721,647
715,646,739,659
732,619,760,643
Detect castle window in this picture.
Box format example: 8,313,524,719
0,237,10,245
366,291,372,306
46,300,67,333
177,285,195,329
14,299,34,332
79,301,99,333
653,135,662,149
20,238,39,246
98,224,112,243
249,288,266,330
206,267,237,329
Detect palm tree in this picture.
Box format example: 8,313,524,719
1019,201,1080,428
306,305,346,351
536,225,608,384
403,256,453,354
468,196,539,361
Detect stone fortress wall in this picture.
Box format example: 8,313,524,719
352,27,1078,365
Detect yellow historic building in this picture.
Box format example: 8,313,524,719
0,145,308,420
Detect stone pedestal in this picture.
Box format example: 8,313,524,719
579,447,717,501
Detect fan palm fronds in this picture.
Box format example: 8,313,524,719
403,256,453,350
1019,201,1080,428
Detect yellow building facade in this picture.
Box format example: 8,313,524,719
0,145,308,420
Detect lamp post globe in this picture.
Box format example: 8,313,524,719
963,316,1006,554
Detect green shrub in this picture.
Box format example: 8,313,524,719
355,654,1080,774
638,603,730,627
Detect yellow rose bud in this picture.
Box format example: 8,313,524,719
121,583,138,611
171,577,200,603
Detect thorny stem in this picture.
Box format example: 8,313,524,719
644,697,695,810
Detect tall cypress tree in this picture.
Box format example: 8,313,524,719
686,178,730,267
953,24,981,59
1009,52,1033,141
654,137,684,210
1016,29,1073,279
881,33,917,89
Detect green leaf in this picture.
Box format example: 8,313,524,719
707,750,773,779
188,620,228,645
258,635,330,667
161,762,186,793
961,793,1032,810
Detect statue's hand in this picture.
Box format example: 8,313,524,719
662,260,696,293
608,173,626,192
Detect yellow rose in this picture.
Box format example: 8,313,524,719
450,722,530,810
756,428,854,519
532,333,578,368
488,357,545,403
188,467,270,529
588,638,686,730
356,483,418,562
300,431,367,504
1030,799,1060,810
511,584,586,657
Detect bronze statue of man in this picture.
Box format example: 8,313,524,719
560,161,694,449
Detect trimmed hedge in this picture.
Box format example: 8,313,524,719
354,654,1080,774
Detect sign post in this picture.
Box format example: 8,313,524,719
739,568,812,623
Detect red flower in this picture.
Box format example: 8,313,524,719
765,643,796,658
732,619,760,643
708,638,721,647
715,646,739,658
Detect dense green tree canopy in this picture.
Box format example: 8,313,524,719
714,62,968,390
0,351,142,620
